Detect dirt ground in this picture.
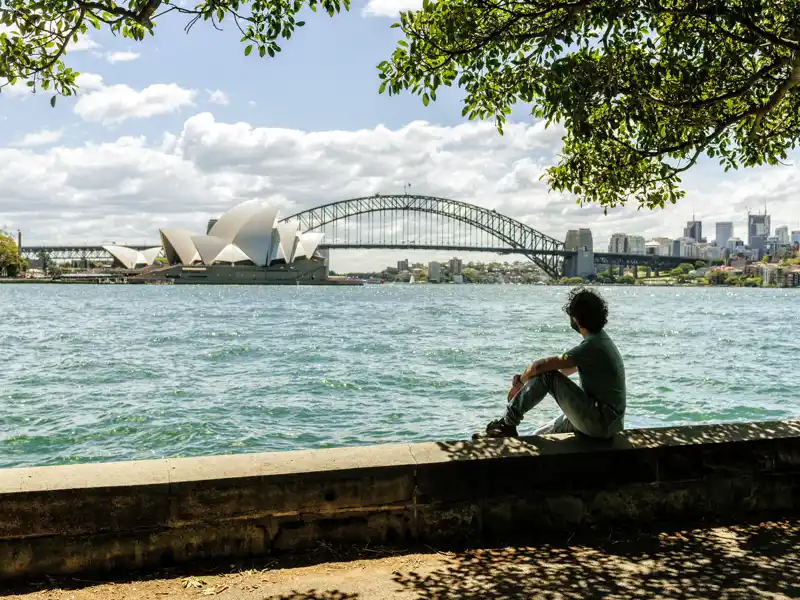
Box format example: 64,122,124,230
5,521,800,600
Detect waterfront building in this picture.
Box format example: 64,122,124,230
715,222,733,248
726,237,745,254
103,246,162,269
650,237,673,256
684,220,703,242
627,235,646,255
131,201,338,286
672,237,695,258
645,241,660,255
775,226,790,245
448,257,463,276
748,212,771,258
608,233,628,253
397,259,409,273
159,202,323,267
428,261,442,282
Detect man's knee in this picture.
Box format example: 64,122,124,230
537,370,567,389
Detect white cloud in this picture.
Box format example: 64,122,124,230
11,129,64,148
207,89,229,105
106,51,141,64
363,0,421,16
74,79,196,125
0,112,797,271
67,34,100,52
75,72,106,91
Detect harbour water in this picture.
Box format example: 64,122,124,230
1,284,797,468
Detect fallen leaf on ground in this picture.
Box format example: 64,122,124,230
181,576,207,589
201,584,229,595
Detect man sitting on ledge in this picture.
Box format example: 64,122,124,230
480,287,626,439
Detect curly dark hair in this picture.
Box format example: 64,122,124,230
563,287,608,334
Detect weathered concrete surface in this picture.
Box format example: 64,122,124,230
2,420,800,581
6,521,800,600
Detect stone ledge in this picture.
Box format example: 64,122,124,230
1,420,800,580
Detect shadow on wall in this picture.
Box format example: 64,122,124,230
264,521,800,600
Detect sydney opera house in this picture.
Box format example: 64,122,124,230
109,201,335,285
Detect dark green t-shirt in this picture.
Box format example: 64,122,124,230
563,329,626,416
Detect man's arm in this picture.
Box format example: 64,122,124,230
520,355,576,384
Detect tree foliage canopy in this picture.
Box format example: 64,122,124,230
0,233,24,276
378,0,800,210
0,0,348,102
4,1,800,212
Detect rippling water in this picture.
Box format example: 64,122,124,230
0,284,797,468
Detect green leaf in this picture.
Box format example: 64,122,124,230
422,92,429,106
50,95,56,108
260,46,266,57
379,81,387,94
245,44,253,56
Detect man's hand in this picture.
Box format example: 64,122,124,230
520,355,576,384
507,373,522,401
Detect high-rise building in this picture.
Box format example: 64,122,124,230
727,237,745,253
673,237,696,258
775,225,790,245
627,235,646,255
428,261,442,282
608,233,628,254
748,213,771,257
448,257,463,276
715,222,733,248
397,259,409,273
792,230,800,245
684,220,702,242
651,237,673,256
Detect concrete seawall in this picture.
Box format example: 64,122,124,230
2,420,800,581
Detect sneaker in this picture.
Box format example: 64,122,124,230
481,419,518,438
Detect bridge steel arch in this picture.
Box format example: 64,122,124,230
282,195,566,278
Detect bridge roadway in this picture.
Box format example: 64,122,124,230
18,243,693,277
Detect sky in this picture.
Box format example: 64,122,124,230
1,0,799,272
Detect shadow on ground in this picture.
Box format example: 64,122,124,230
264,521,800,600
8,520,798,599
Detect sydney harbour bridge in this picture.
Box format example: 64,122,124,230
19,194,691,279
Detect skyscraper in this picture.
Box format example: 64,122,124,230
627,235,646,254
608,233,628,253
748,213,771,257
715,222,733,248
684,220,702,242
775,225,790,245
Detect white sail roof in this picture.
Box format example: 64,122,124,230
298,232,323,259
156,202,324,267
160,229,199,265
271,221,300,264
191,235,228,265
208,201,263,243
140,247,162,265
215,244,252,264
104,245,163,269
233,204,279,267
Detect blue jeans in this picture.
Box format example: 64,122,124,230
503,371,623,439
